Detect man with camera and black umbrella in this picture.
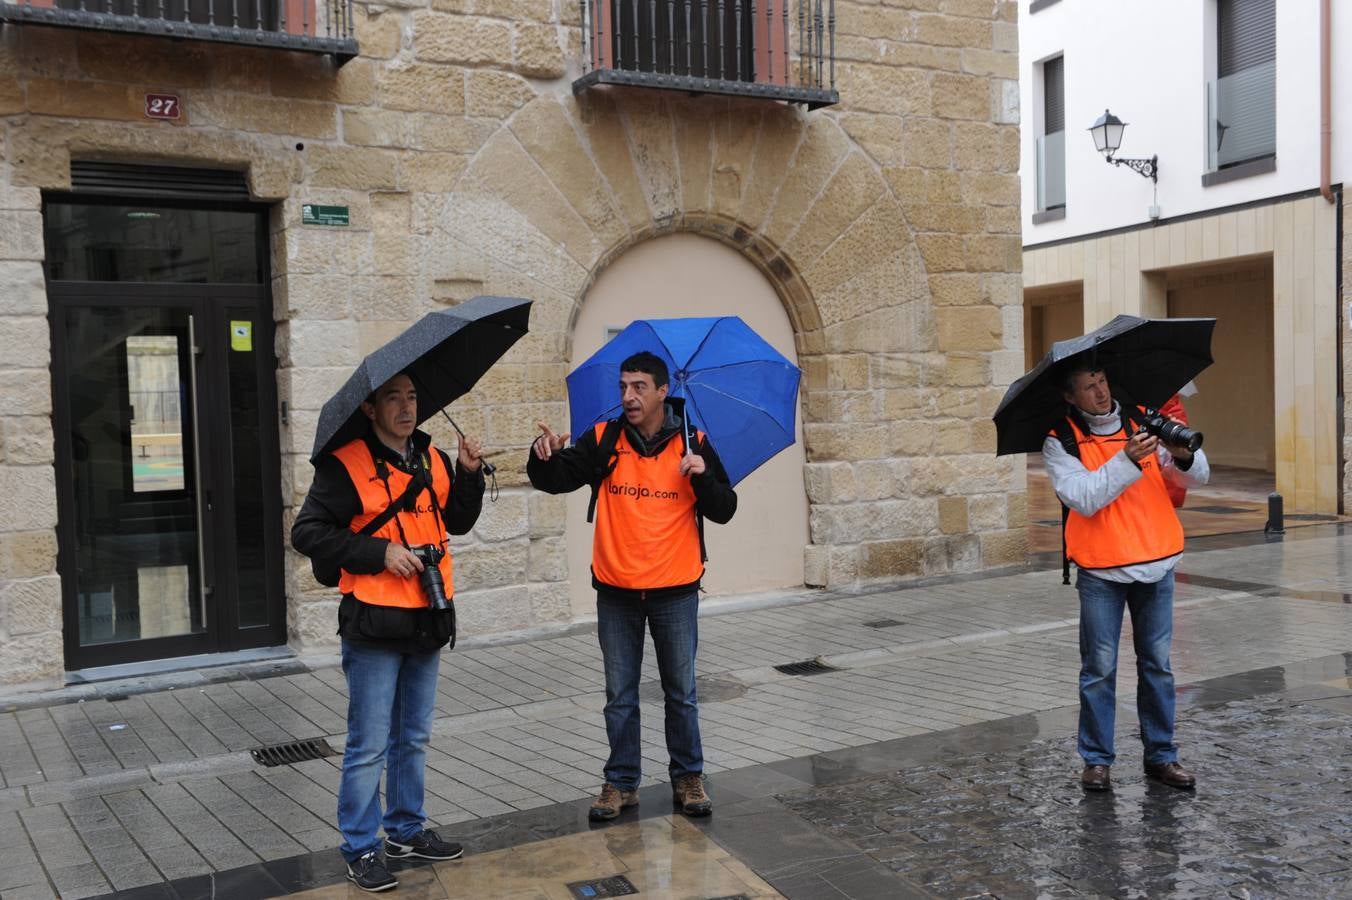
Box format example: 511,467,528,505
1044,362,1209,794
292,372,485,893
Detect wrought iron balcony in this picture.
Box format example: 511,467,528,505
0,0,358,63
574,0,838,109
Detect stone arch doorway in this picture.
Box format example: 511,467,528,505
566,232,809,616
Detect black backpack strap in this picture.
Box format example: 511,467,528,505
1049,415,1081,586
359,457,431,539
1120,403,1146,437
586,419,625,524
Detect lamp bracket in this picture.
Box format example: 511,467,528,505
1106,153,1158,183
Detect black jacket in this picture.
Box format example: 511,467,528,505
526,405,737,597
291,428,484,652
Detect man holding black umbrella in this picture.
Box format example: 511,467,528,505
528,351,737,821
1045,362,1209,794
293,372,485,892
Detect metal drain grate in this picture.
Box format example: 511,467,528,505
566,874,638,898
773,659,839,676
251,738,338,767
863,618,904,629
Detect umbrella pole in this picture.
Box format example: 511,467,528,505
677,381,692,454
438,409,497,477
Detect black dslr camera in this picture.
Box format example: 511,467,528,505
409,543,451,611
1141,409,1203,452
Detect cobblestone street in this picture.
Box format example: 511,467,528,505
782,679,1352,898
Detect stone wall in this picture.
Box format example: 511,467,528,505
0,183,58,684
0,0,1023,685
1343,187,1351,515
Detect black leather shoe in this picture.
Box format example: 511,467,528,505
1080,764,1111,791
1144,761,1196,790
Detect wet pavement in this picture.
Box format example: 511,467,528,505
781,665,1352,898
0,523,1350,898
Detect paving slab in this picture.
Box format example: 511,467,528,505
0,526,1348,896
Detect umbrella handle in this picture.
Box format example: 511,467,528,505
440,409,497,477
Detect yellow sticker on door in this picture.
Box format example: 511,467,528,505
230,320,253,352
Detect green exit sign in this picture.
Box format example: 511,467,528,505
301,204,349,226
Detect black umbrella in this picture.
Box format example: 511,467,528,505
992,314,1215,456
310,295,531,463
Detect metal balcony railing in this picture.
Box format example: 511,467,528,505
0,0,357,62
573,0,838,109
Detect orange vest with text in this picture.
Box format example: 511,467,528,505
1063,416,1185,570
591,423,703,591
332,439,454,608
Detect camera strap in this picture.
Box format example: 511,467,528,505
368,457,438,548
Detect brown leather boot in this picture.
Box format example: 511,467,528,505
1144,761,1196,790
1081,764,1111,791
672,773,712,816
588,783,638,821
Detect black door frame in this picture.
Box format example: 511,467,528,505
46,205,286,670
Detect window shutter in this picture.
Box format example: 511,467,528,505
70,162,252,201
1218,0,1275,77
1043,56,1064,135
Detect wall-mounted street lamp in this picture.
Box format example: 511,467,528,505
1088,109,1159,183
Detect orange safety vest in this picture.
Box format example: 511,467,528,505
332,438,454,608
1063,417,1185,570
591,423,703,591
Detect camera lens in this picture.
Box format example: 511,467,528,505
420,564,451,611
414,545,451,611
1147,416,1204,452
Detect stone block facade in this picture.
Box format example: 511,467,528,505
0,0,1023,686
1344,188,1352,514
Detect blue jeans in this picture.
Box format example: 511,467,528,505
1077,569,1178,767
337,639,440,862
596,589,703,790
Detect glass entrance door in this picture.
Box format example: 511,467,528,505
52,288,286,668
46,195,284,670
61,301,202,645
61,303,205,650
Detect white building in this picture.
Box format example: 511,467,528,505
1018,0,1351,513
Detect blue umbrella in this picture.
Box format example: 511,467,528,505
566,316,800,486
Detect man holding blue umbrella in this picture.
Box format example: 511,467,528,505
528,351,737,821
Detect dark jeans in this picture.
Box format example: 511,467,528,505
596,588,703,790
1076,569,1178,767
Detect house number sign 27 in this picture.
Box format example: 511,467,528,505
144,93,181,120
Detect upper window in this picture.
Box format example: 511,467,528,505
1209,0,1276,171
1035,55,1066,216
0,0,356,62
574,0,838,109
45,202,266,284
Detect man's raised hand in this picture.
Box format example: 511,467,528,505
533,421,570,461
